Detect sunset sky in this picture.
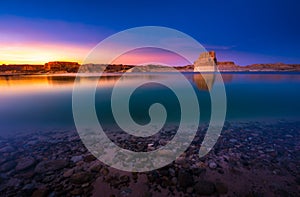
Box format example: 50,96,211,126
0,0,299,66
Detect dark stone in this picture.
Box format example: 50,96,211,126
90,163,102,172
194,180,215,195
0,146,15,153
70,188,83,195
178,170,194,188
0,161,16,172
32,189,49,197
15,157,36,171
70,172,92,184
84,154,97,162
42,175,55,183
295,177,300,185
34,160,68,173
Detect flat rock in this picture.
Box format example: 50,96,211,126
70,172,92,184
175,157,187,165
71,155,83,163
63,168,74,178
84,154,97,162
32,189,49,197
71,188,83,195
89,163,102,172
6,178,22,187
0,145,15,153
22,183,36,191
34,160,68,173
16,157,36,171
0,161,16,172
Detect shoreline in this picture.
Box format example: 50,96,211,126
1,70,300,76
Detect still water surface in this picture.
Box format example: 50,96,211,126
0,72,299,135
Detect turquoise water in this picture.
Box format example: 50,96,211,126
0,72,299,134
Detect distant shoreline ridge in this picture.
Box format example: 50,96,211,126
1,51,300,74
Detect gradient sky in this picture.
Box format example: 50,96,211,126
0,0,299,65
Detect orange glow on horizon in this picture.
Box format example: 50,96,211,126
0,42,91,65
1,44,190,66
111,48,190,66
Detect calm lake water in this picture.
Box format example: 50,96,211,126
0,72,299,135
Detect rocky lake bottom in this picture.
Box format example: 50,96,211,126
0,120,299,197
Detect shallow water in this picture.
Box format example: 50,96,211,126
0,72,299,135
0,72,300,196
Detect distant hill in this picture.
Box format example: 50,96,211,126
1,54,299,75
193,51,300,72
217,61,300,72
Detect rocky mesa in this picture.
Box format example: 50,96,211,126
193,51,300,72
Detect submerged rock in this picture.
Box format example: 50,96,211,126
63,168,74,178
70,172,92,184
71,155,83,163
15,157,36,171
32,188,49,197
0,146,15,153
208,161,217,169
0,161,16,172
34,160,68,173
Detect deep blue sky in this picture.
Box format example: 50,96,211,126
0,0,299,65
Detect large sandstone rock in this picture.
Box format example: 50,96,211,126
217,61,240,71
194,51,217,72
44,61,80,72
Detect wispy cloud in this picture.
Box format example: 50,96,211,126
203,44,237,50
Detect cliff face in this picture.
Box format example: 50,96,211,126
45,61,80,72
217,62,300,72
0,64,44,73
193,51,217,72
0,62,81,74
243,63,300,71
217,61,240,71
